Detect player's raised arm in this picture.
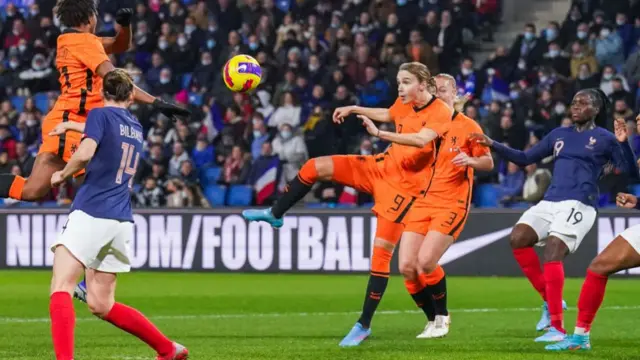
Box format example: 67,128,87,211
471,131,554,167
611,118,640,180
333,105,392,124
100,9,133,54
360,115,440,148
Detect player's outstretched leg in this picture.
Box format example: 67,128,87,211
535,236,570,342
546,234,640,351
243,158,324,227
85,268,188,359
339,220,400,347
49,245,85,360
0,152,65,201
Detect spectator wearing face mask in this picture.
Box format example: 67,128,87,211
153,68,179,96
147,52,166,87
510,23,546,69
250,115,271,160
170,32,197,74
615,12,634,57
541,42,570,77
192,52,216,93
18,53,55,93
272,123,308,182
560,5,583,44
600,66,629,96
570,41,598,79
169,141,191,177
455,57,481,99
591,25,624,69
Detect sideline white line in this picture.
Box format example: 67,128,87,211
2,305,640,324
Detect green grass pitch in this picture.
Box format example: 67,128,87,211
1,271,640,359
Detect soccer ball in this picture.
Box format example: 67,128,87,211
222,55,262,93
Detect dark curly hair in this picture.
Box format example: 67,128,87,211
54,0,98,28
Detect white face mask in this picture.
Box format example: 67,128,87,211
9,61,19,69
158,41,168,50
160,77,170,84
554,104,566,114
461,68,472,76
201,59,212,66
518,61,526,70
280,130,292,139
253,130,262,138
360,149,371,155
603,73,613,80
177,38,187,47
18,45,26,52
539,76,549,83
577,30,587,39
184,25,196,35
600,29,611,37
132,75,141,83
548,49,559,57
104,15,113,23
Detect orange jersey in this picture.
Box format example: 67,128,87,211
422,111,489,207
51,30,109,120
382,97,452,197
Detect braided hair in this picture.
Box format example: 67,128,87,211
577,88,610,127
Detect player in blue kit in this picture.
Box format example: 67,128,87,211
47,69,188,360
471,88,638,342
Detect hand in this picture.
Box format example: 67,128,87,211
332,106,354,124
153,98,191,122
616,192,637,208
115,8,134,27
51,171,65,188
614,118,628,142
469,133,493,147
452,151,474,167
48,123,69,136
358,115,379,136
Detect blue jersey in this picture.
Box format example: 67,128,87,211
492,126,638,208
71,107,143,222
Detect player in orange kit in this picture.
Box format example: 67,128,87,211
361,73,494,339
242,62,453,346
0,0,189,203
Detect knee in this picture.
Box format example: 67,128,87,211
313,157,333,181
86,294,113,318
398,259,418,280
509,228,535,249
418,256,438,275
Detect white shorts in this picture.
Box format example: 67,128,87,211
516,200,596,253
51,210,134,273
618,224,640,256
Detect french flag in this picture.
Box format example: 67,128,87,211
254,158,280,205
339,186,358,204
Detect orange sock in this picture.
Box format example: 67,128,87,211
8,176,25,200
404,279,423,295
371,247,392,276
298,159,317,185
421,265,445,286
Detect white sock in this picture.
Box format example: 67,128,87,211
574,327,589,336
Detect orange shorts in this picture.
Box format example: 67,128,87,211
331,155,413,243
38,110,86,176
404,203,469,240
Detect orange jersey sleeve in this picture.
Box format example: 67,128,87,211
467,120,490,158
52,32,108,118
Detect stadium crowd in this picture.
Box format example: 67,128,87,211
0,0,639,208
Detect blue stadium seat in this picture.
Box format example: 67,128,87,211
203,166,221,186
10,96,25,111
204,185,227,206
305,203,329,209
629,184,640,197
41,201,60,208
188,92,203,106
227,185,253,206
182,73,193,89
33,92,49,113
474,184,500,208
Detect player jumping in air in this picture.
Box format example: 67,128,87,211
48,69,188,360
0,0,189,204
546,180,640,351
470,89,638,342
359,74,494,339
242,62,453,347
40,0,189,303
